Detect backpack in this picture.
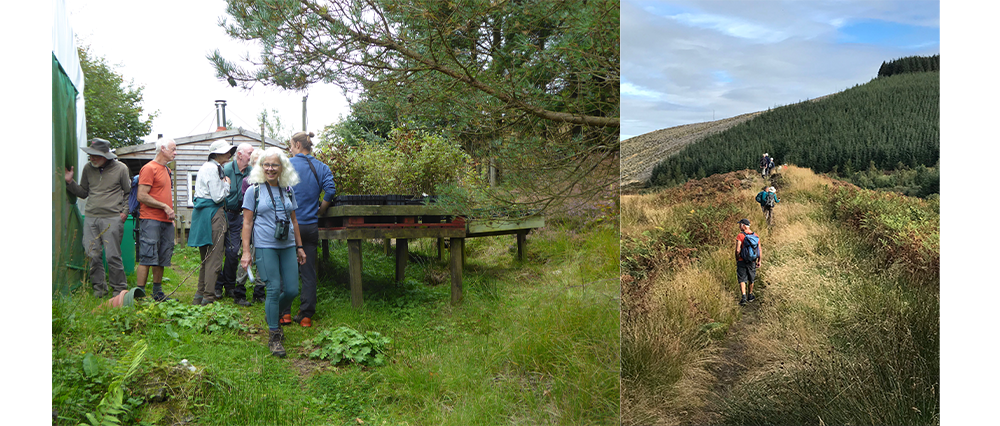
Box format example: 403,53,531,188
130,164,172,218
740,232,760,262
763,192,776,208
127,175,141,218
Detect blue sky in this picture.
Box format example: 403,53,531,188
621,0,940,140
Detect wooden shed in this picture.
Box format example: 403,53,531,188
115,128,285,229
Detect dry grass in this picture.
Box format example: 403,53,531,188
622,164,938,425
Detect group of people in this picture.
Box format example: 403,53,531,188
66,131,337,357
760,152,776,177
734,157,782,307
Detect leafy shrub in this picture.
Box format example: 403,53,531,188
314,128,482,197
302,326,391,366
828,185,939,280
140,300,248,333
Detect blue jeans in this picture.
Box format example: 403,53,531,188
255,246,299,329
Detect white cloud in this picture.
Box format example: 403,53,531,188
672,12,789,43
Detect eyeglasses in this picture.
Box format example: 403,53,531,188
262,163,282,170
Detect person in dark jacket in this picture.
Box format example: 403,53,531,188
214,142,258,306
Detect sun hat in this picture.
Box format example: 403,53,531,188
208,140,237,158
767,186,775,192
80,138,117,160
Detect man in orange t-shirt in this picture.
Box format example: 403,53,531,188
136,138,178,301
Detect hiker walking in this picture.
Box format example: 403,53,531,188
755,186,780,227
766,156,776,176
759,153,770,177
735,218,762,306
65,138,131,298
240,148,307,357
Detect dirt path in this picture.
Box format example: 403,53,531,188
681,302,761,425
681,172,806,425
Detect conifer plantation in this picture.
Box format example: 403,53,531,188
649,59,939,197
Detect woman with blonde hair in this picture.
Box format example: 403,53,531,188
239,147,306,357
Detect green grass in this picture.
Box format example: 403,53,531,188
52,220,620,425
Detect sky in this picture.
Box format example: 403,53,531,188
66,0,353,144
621,0,940,140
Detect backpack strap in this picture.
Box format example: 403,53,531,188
305,157,320,185
249,183,261,247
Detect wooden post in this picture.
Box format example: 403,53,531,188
348,239,363,308
384,238,392,255
450,237,464,305
516,230,527,261
321,239,329,265
395,238,408,282
437,237,444,261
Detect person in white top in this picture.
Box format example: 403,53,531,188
189,140,236,305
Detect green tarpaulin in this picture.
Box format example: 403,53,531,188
52,54,87,295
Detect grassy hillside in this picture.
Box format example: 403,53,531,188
649,72,939,191
620,112,760,188
52,215,620,425
621,165,939,425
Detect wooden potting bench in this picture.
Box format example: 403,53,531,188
316,205,543,308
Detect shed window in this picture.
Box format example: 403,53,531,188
187,172,197,207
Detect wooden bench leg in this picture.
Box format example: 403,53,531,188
437,237,444,261
384,238,392,256
348,239,363,308
395,238,408,282
450,237,464,305
516,231,527,261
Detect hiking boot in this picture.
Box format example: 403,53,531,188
739,296,747,306
235,298,252,307
201,298,216,306
268,329,286,357
279,314,293,326
293,313,312,327
747,293,756,302
153,292,172,302
192,296,203,306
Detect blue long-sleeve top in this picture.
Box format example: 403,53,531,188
289,153,336,225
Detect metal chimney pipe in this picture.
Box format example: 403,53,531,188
215,100,227,131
